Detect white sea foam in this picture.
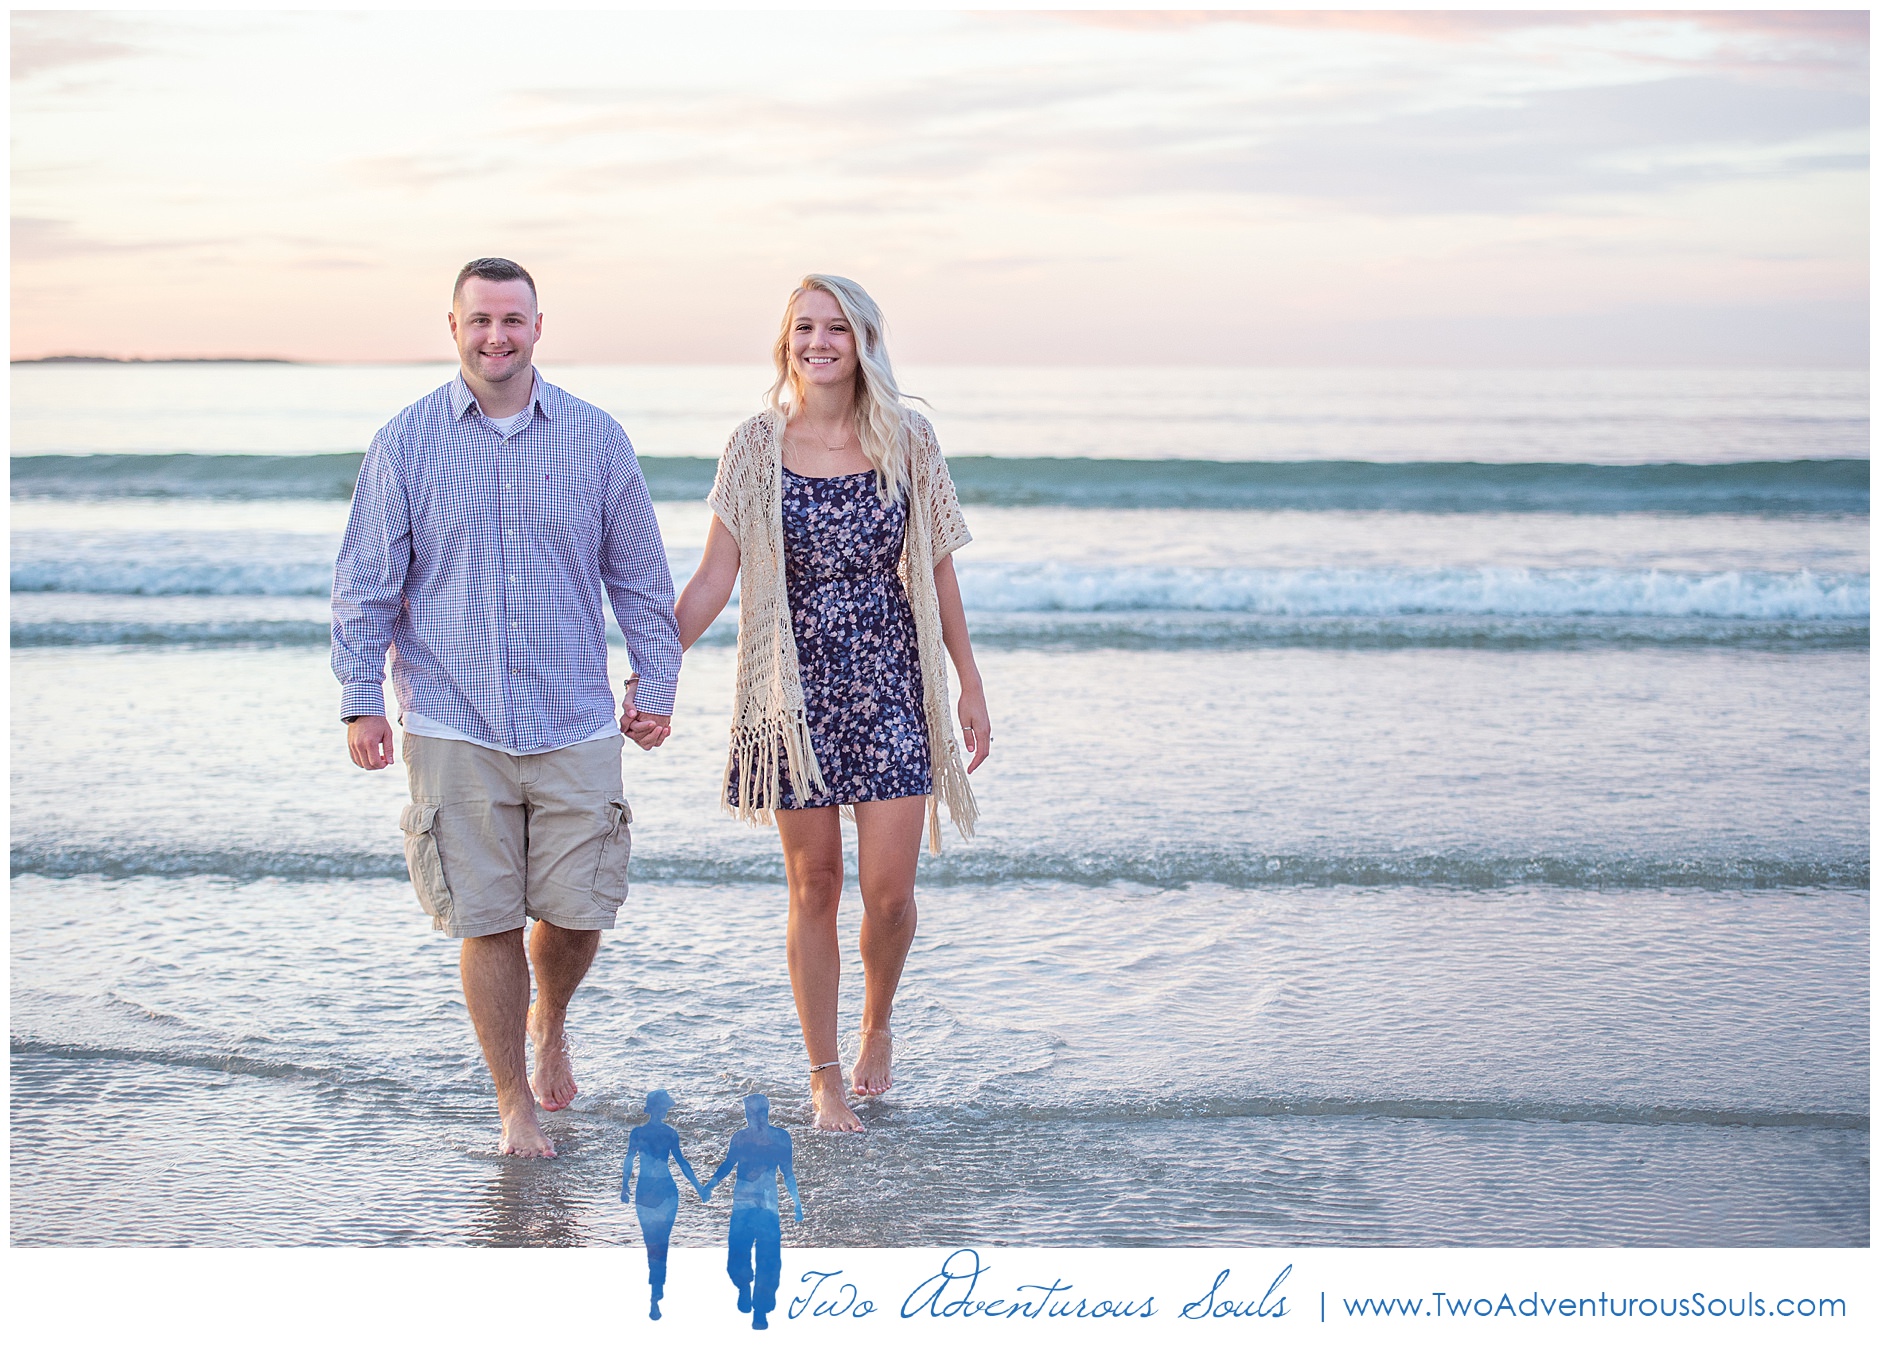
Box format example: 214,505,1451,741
10,538,1868,619
956,563,1869,619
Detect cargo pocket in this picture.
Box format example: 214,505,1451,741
400,801,455,931
592,798,632,907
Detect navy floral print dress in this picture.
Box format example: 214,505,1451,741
727,467,931,810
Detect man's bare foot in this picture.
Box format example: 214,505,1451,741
499,1105,557,1158
852,1028,893,1096
809,1064,864,1132
527,1001,578,1111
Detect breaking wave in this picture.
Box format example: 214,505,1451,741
12,453,1869,515
14,842,1866,891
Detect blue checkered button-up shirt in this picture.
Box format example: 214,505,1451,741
331,372,681,753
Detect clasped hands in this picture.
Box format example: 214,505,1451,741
694,1182,803,1222
619,676,672,751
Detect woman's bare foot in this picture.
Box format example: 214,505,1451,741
809,1064,864,1132
852,1028,893,1096
527,1001,579,1111
499,1103,557,1157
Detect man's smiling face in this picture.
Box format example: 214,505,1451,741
449,277,540,386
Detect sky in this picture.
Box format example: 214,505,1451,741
9,6,1870,366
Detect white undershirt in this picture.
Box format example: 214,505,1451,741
486,407,531,438
482,376,537,437
401,710,618,755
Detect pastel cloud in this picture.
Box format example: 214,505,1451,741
1060,9,1870,45
9,9,1868,365
9,11,149,80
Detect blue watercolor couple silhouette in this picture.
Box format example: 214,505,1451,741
621,1090,805,1328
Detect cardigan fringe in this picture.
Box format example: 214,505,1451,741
708,407,977,850
722,709,825,828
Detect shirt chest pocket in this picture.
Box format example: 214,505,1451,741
526,472,605,554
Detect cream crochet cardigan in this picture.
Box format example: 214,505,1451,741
706,407,978,851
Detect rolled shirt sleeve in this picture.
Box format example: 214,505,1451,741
601,428,682,716
331,429,411,720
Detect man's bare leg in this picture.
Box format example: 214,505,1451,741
461,928,554,1157
527,919,600,1112
777,807,861,1132
852,797,926,1096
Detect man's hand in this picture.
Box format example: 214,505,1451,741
347,715,396,770
627,712,672,751
619,676,672,750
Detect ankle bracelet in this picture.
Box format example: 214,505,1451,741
809,1060,841,1073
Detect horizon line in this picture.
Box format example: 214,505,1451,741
11,355,1872,372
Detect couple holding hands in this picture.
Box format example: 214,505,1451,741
332,258,990,1153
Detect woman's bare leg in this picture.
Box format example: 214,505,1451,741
852,796,927,1096
775,807,858,1131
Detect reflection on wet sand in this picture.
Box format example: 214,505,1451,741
467,1146,586,1248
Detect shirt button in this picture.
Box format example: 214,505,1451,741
505,482,515,490
505,529,515,537
508,575,516,583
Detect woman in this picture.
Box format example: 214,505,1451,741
674,274,991,1132
621,1088,705,1319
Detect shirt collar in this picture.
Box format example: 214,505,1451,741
450,370,553,422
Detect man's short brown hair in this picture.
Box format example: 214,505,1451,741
454,257,537,308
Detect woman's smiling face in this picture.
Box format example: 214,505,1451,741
789,287,859,394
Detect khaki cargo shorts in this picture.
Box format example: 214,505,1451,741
400,732,632,939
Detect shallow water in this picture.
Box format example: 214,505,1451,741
11,872,1866,1247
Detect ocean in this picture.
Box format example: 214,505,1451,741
8,362,1869,1247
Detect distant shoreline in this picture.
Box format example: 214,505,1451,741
11,356,299,365
9,356,1872,371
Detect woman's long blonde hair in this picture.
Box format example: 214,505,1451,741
767,274,921,503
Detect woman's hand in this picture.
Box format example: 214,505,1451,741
627,713,671,750
618,676,640,735
619,675,671,750
958,686,992,772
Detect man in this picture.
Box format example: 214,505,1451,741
701,1093,805,1330
332,257,679,1158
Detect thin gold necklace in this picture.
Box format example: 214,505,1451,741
792,415,854,452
